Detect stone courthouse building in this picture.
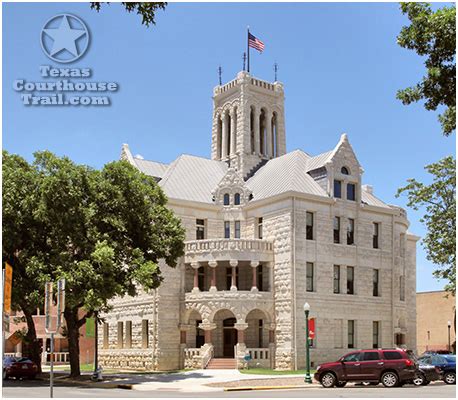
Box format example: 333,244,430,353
99,71,419,371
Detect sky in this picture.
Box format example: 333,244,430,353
3,2,454,292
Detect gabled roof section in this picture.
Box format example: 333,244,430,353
246,150,328,201
121,144,168,180
134,158,168,179
361,190,390,209
306,134,361,173
158,154,227,203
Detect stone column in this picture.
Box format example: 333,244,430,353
230,108,237,156
200,322,217,345
230,260,238,291
268,323,276,369
208,261,217,292
222,112,228,159
266,112,273,158
191,262,200,293
234,322,249,369
250,261,259,292
179,324,192,369
253,108,260,155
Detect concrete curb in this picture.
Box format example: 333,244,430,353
224,384,320,391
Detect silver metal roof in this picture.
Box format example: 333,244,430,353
133,158,168,178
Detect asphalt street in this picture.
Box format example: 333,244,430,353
2,379,456,398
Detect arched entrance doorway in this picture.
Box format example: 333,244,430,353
213,309,237,358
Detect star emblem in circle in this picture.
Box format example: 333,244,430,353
40,14,90,63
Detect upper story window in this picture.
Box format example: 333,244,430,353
347,266,354,294
234,221,241,239
347,218,355,245
223,193,230,206
373,223,380,249
341,166,350,175
334,216,340,244
348,320,355,348
400,275,405,301
347,183,356,201
257,217,263,239
196,219,205,240
333,265,340,294
334,180,342,198
306,212,314,240
306,262,314,292
224,221,230,238
234,193,241,205
373,269,379,297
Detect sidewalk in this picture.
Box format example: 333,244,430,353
50,369,319,393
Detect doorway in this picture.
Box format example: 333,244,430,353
223,318,237,358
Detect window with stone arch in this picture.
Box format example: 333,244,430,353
341,166,350,175
223,193,230,206
234,193,241,205
271,112,278,157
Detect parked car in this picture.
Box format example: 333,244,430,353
418,354,456,385
3,357,38,380
314,348,417,388
409,362,441,386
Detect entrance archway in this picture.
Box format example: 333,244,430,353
213,309,237,358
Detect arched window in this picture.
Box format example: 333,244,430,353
234,193,241,205
341,166,350,175
223,193,230,206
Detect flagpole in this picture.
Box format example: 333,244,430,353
247,26,250,73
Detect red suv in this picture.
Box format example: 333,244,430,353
314,348,417,388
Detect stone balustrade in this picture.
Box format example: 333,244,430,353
183,344,213,369
184,238,274,264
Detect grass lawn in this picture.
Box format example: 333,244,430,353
240,368,316,375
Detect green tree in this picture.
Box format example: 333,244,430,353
397,2,456,135
2,151,185,377
90,2,167,27
397,156,456,295
2,152,47,372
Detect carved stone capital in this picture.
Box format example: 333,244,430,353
208,261,218,268
229,260,238,267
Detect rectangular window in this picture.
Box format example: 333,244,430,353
224,221,230,238
347,266,354,295
333,216,340,244
334,180,342,198
347,183,356,201
257,217,263,239
348,320,355,348
373,223,379,249
347,218,355,245
333,265,340,294
400,275,405,301
103,323,109,349
257,265,264,291
306,212,314,240
117,321,124,349
235,220,241,239
125,321,132,348
306,262,314,292
373,321,380,349
198,266,205,291
373,269,379,297
141,320,149,349
258,320,263,348
196,219,205,240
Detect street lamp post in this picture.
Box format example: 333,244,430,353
303,302,312,384
447,320,451,353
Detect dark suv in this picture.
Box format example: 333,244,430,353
314,348,417,388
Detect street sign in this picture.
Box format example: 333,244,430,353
45,282,53,332
3,262,13,314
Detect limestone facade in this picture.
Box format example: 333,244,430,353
100,71,419,371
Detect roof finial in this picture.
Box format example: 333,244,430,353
218,65,222,86
274,62,278,81
242,52,247,71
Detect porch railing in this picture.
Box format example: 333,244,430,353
246,348,271,368
46,352,70,364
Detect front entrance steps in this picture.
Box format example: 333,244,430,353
205,358,237,369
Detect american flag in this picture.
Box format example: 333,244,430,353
248,32,265,53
